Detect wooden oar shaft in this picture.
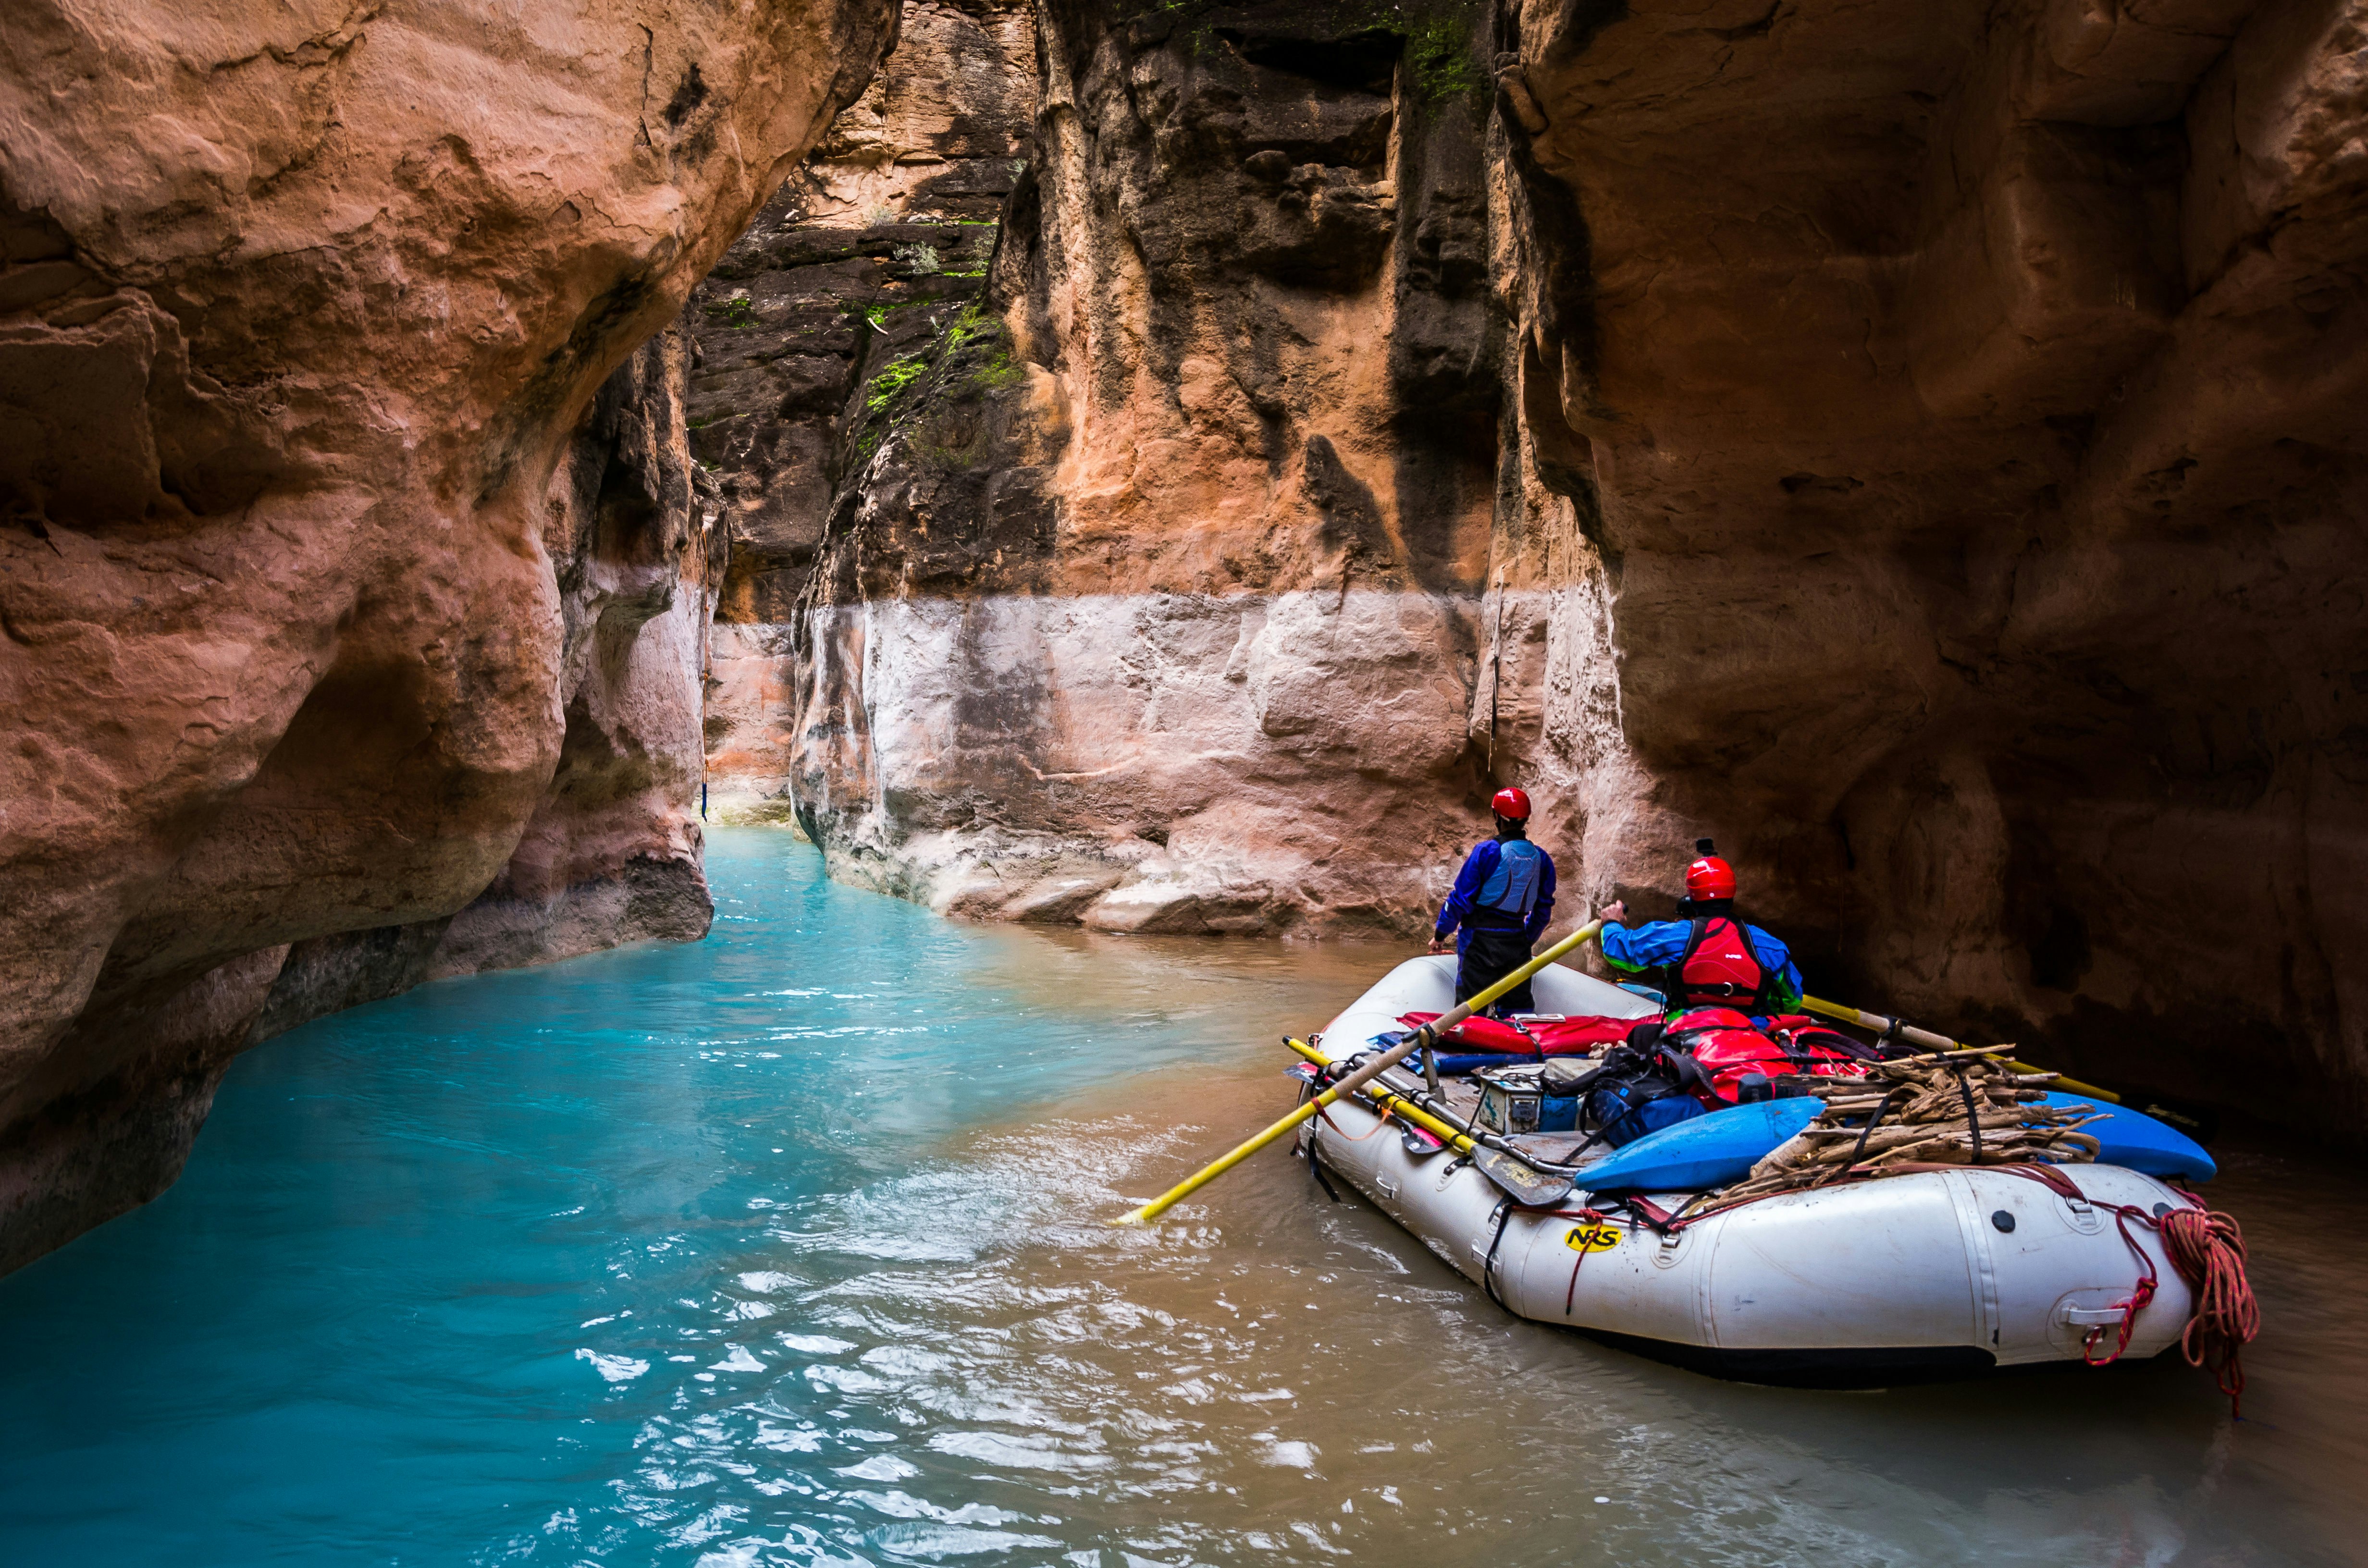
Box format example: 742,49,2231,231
1799,995,1954,1052
1111,920,1602,1225
1799,994,2121,1104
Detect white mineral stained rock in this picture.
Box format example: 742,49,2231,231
745,1,2368,1141
789,589,1501,934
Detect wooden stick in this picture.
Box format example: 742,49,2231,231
1798,994,2121,1102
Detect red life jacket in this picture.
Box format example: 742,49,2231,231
1661,1007,1869,1103
1666,917,1776,1014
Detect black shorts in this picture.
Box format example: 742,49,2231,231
1455,924,1536,1015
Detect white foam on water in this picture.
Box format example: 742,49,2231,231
574,1349,650,1384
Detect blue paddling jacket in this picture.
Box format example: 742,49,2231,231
1601,916,1803,1021
1435,835,1557,952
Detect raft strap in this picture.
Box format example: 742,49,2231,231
1563,1206,1607,1316
1479,1200,1515,1310
1303,1129,1344,1204
1826,1087,1903,1186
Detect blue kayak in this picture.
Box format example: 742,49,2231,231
1576,1090,2215,1194
1578,1098,1823,1194
2044,1092,2216,1181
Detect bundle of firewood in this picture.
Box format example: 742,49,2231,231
1719,1052,2103,1200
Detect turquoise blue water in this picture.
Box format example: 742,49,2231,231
2,829,2362,1567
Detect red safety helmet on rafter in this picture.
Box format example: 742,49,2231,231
1490,787,1532,821
1685,837,1737,900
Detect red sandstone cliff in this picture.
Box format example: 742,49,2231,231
3,0,2360,1276
741,0,2368,1136
1495,0,2368,1134
0,0,900,1272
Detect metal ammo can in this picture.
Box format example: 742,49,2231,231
1473,1064,1580,1135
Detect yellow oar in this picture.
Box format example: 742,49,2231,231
1110,920,1603,1226
1284,1037,1475,1153
1799,994,2121,1103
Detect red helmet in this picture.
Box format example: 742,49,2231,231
1490,787,1532,821
1686,845,1737,901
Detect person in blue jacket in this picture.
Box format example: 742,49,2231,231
1429,787,1556,1015
1595,838,1803,1024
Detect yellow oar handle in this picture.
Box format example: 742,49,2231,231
1799,994,2121,1104
1285,1037,1477,1153
1111,920,1602,1225
1108,1037,1418,1226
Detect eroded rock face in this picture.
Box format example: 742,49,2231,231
244,325,723,1034
776,1,1516,932
692,0,1038,822
1493,0,2368,1133
745,0,2366,1133
0,0,898,1271
428,325,727,978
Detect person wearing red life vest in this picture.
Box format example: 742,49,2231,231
1428,787,1558,1016
1595,839,1803,1023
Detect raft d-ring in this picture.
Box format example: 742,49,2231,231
1651,1229,1688,1269
2057,1194,2105,1235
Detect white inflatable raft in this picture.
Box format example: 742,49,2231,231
1301,956,2197,1386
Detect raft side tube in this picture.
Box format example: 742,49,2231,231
1308,1090,2195,1378
1303,953,2197,1384
1567,1332,1998,1389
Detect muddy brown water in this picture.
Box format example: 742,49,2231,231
975,951,2368,1566
1,835,2359,1566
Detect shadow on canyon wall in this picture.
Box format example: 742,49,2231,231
713,0,2368,1145
0,0,2362,1274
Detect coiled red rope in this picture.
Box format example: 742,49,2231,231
2068,1193,2257,1417
1651,1160,2262,1413
2159,1204,2259,1415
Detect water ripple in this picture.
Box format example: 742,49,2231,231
0,832,2355,1568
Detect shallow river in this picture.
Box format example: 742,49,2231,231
3,829,2363,1567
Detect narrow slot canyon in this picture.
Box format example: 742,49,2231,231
4,0,2365,1268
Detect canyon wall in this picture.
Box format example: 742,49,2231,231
696,0,1040,823
2,0,2357,1276
758,0,1519,932
1495,0,2368,1135
737,0,2368,1136
251,325,726,1036
0,0,900,1273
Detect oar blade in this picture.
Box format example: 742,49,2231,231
1474,1147,1576,1208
